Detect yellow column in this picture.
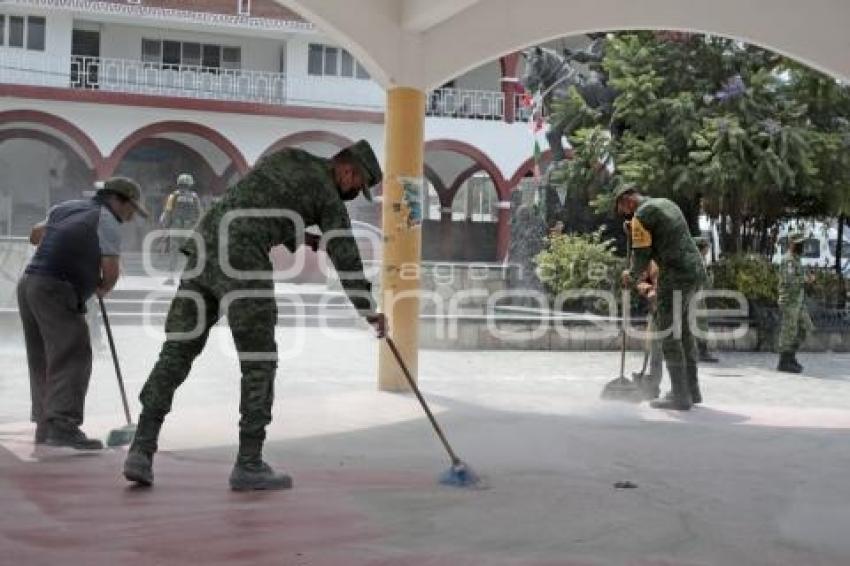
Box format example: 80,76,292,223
379,87,425,391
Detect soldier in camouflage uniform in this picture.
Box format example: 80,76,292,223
616,185,707,410
776,233,814,373
159,173,203,285
124,140,387,490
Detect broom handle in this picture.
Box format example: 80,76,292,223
98,295,132,425
385,336,461,466
621,220,632,379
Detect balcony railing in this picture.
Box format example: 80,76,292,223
72,56,290,104
0,52,527,120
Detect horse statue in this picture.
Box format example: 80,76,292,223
520,40,618,164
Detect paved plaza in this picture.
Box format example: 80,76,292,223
1,319,849,565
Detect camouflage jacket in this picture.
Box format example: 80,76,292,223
182,148,375,316
778,253,805,308
628,197,706,288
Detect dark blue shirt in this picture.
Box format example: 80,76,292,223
25,197,123,308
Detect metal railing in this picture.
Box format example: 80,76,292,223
425,88,505,120
0,53,523,120
71,56,288,104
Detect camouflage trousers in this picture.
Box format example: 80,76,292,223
138,257,278,455
653,282,700,401
778,303,813,354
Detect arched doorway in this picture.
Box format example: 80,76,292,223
0,111,103,236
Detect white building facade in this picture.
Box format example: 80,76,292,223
0,0,548,260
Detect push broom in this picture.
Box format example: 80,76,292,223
384,336,482,488
98,296,137,447
600,222,644,403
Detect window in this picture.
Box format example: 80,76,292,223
140,39,240,71
182,42,201,67
323,46,338,75
222,46,241,71
0,16,5,46
340,49,354,77
307,44,323,75
9,16,24,48
202,44,221,69
162,40,181,68
237,0,251,16
142,39,161,63
356,62,370,80
26,16,45,50
802,239,820,259
308,43,371,80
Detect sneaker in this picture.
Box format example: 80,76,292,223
45,426,104,450
229,461,292,491
124,450,154,486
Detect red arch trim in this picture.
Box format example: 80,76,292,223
0,128,96,171
104,121,249,179
445,163,484,206
0,110,103,170
260,130,354,160
424,139,509,201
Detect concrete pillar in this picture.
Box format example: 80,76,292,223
496,200,512,261
378,87,425,391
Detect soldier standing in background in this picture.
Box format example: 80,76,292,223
777,233,814,373
123,140,387,491
615,184,707,411
159,173,203,285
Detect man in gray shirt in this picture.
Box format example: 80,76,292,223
19,177,147,449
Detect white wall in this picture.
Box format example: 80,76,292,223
0,8,72,87
284,35,385,110
0,96,539,183
98,22,285,73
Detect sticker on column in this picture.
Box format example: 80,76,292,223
398,176,423,229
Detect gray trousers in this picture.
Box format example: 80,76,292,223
17,274,92,430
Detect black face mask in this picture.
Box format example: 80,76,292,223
339,187,362,202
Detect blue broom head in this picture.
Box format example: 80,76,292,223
438,461,482,488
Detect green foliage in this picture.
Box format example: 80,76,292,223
711,254,779,306
805,268,846,308
534,230,622,312
546,32,850,250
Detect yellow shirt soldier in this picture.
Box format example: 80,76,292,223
615,184,707,410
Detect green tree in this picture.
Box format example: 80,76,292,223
548,32,850,256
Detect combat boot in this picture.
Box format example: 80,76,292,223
791,354,804,373
777,352,802,373
123,412,163,486
686,365,702,404
123,450,154,486
650,367,692,410
229,460,292,491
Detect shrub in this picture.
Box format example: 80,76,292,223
711,254,779,307
534,230,623,313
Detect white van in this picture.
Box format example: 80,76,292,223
772,221,850,275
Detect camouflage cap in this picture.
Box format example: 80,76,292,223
98,176,149,218
611,183,639,210
346,139,383,201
